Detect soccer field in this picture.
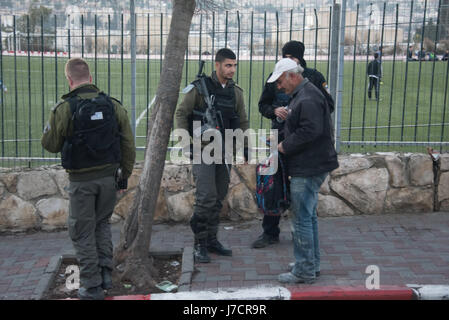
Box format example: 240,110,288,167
0,55,448,167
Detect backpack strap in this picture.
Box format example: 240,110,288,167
64,95,80,139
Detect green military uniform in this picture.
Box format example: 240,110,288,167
41,83,135,290
175,71,248,246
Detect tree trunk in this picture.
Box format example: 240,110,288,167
113,0,196,290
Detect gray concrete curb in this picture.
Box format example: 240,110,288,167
31,253,75,300
179,246,194,292
408,285,449,300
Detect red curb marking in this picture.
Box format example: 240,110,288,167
288,285,415,300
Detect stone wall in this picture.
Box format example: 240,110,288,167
0,152,447,233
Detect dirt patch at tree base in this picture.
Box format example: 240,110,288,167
43,254,182,300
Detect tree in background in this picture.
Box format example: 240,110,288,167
16,0,54,51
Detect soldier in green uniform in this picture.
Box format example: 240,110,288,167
176,48,249,263
41,58,135,300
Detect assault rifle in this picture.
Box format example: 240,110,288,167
192,60,230,177
192,60,225,138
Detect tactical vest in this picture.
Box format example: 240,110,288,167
190,77,240,134
61,92,121,170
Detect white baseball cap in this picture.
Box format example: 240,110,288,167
267,58,300,83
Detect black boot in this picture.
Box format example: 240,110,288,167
78,286,105,300
208,238,232,256
194,239,211,263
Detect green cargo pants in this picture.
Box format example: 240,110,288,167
67,175,116,289
190,163,231,243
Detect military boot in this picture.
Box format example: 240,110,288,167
207,238,232,256
78,286,105,300
194,239,211,263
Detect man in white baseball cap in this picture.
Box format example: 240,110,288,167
268,57,339,285
267,58,302,84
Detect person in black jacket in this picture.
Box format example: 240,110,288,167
251,40,334,249
367,52,382,101
267,58,339,284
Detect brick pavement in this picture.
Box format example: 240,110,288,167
190,212,449,291
0,212,448,299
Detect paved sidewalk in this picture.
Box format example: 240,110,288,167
0,212,448,300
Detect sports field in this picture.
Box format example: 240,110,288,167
0,55,448,167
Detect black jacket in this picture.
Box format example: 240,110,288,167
282,78,339,177
367,59,382,78
258,67,334,124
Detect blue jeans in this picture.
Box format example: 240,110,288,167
289,173,328,279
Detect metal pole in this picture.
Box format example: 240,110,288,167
121,13,124,102
68,15,71,59
302,8,306,43
13,15,18,157
81,15,84,58
289,9,293,41
130,0,136,139
374,2,387,144
225,11,228,48
335,0,346,153
146,13,150,138
388,4,400,142
41,15,45,157
314,8,318,69
261,10,267,129
27,16,31,160
108,15,111,95
237,11,240,83
276,11,279,62
348,4,359,145
329,2,340,137
54,15,58,104
95,14,98,84
248,11,254,125
401,0,414,142
327,6,332,81
428,0,442,142
362,3,373,144
0,15,4,157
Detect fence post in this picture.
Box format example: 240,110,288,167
130,0,137,139
329,2,340,151
335,0,346,154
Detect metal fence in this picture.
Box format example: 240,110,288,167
0,0,449,169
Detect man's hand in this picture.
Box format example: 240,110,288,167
278,142,285,154
274,107,288,120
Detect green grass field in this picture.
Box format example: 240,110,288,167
1,55,449,167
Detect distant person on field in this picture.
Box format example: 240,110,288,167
407,45,417,61
443,50,449,61
367,52,382,101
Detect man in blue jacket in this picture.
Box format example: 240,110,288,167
267,58,339,284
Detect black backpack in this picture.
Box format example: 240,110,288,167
61,92,121,170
